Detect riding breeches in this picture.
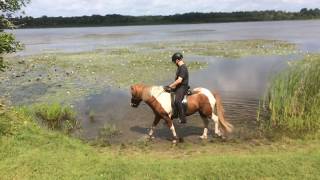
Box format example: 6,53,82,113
174,86,188,121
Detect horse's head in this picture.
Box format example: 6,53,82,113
130,84,144,108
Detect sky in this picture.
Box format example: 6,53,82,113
23,0,320,17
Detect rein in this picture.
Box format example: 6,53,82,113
144,89,211,105
145,89,166,104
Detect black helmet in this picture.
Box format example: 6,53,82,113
171,52,183,62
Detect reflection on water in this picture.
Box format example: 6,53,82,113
77,55,297,142
190,55,299,94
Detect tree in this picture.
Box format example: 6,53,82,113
0,0,30,71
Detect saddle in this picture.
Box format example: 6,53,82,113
170,88,193,119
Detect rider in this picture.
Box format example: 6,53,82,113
165,52,189,124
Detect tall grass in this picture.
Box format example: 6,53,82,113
262,54,320,136
33,103,80,134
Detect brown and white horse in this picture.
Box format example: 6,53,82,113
130,84,233,143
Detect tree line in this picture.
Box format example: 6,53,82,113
12,8,320,28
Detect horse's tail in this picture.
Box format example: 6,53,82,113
213,91,233,134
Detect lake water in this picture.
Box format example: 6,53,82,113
11,20,320,55
7,20,320,143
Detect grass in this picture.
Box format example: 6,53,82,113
1,105,320,179
261,54,320,136
0,58,6,72
140,39,298,59
32,103,79,134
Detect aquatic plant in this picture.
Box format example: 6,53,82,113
95,123,121,146
1,39,295,105
1,48,207,104
142,39,297,59
33,103,80,134
88,110,95,123
262,54,320,136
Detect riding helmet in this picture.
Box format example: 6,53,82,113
171,52,183,62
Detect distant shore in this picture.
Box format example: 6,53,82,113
12,8,320,28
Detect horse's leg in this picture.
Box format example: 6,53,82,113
211,113,222,137
200,115,209,139
148,115,160,139
163,115,178,144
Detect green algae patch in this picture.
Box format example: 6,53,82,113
1,48,207,104
141,39,298,59
0,39,299,104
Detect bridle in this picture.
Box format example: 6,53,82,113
131,95,142,107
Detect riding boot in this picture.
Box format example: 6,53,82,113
176,99,187,124
174,87,187,124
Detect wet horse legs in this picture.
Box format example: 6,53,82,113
200,116,209,139
163,115,178,144
211,113,222,137
148,115,160,138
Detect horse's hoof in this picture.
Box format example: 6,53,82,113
172,136,179,144
212,133,222,139
199,135,208,140
148,136,155,141
220,136,227,140
214,134,227,141
144,135,155,141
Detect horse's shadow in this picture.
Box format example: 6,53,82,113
130,124,205,140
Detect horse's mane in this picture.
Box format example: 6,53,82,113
140,85,165,101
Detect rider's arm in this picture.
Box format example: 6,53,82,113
169,76,183,89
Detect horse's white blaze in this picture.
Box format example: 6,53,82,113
150,86,172,114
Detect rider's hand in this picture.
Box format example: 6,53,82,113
164,85,172,93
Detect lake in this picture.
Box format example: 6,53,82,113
6,20,320,143
12,20,320,55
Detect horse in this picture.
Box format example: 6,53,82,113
130,84,233,143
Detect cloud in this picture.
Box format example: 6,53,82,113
23,0,320,17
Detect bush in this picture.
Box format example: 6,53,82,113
33,103,80,134
262,54,320,136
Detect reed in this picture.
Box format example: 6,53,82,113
262,54,320,136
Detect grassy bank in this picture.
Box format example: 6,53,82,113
1,106,320,179
261,54,320,136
